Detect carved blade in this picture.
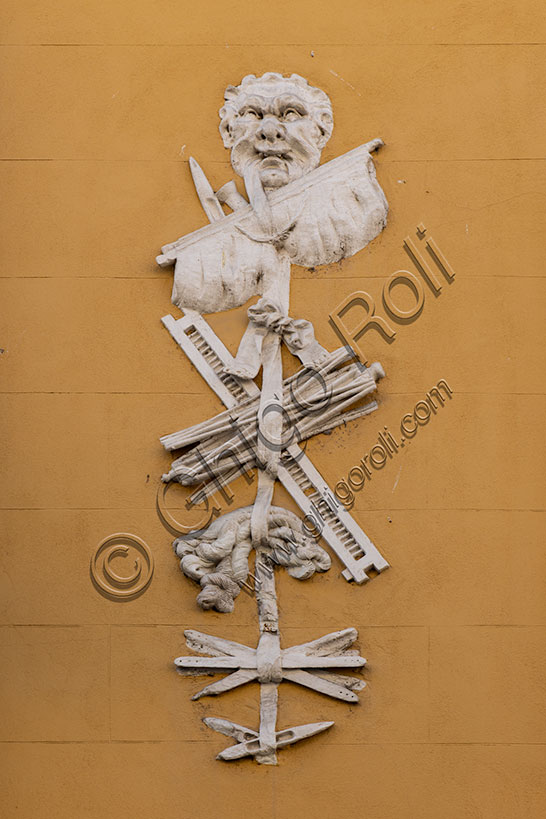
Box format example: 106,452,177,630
216,180,248,211
243,163,274,234
189,157,225,223
275,721,334,749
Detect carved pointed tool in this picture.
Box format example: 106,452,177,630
203,717,258,743
191,669,258,700
183,629,256,660
282,627,360,657
282,669,361,702
214,720,334,761
189,157,225,223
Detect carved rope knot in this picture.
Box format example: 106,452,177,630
248,298,322,353
247,298,312,351
226,297,329,380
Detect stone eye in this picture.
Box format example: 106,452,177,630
244,109,261,119
283,109,301,121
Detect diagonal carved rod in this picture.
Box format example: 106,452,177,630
191,669,259,700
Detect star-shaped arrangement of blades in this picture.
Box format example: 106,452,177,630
175,626,366,763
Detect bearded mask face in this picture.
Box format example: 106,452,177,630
219,74,333,191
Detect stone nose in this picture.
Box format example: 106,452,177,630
257,116,286,142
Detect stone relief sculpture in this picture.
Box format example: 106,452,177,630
158,73,389,764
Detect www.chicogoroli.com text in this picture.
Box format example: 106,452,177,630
333,379,453,509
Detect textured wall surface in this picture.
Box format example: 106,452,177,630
1,2,545,817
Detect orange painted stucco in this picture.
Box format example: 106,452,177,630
1,2,545,817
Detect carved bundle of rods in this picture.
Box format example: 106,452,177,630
161,354,384,485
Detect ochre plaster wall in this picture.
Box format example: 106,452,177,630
1,2,545,817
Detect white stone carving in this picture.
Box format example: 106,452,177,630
157,72,389,763
158,144,387,313
161,310,388,585
173,506,331,613
157,72,387,315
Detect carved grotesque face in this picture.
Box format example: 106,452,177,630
220,75,333,191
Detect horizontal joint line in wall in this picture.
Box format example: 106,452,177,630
1,507,544,512
0,42,545,47
1,157,546,163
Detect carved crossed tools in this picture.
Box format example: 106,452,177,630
161,310,389,584
160,351,384,486
161,309,387,763
176,627,366,704
175,548,366,764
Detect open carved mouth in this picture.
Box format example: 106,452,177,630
257,153,290,170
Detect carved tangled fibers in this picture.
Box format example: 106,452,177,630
173,506,331,612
